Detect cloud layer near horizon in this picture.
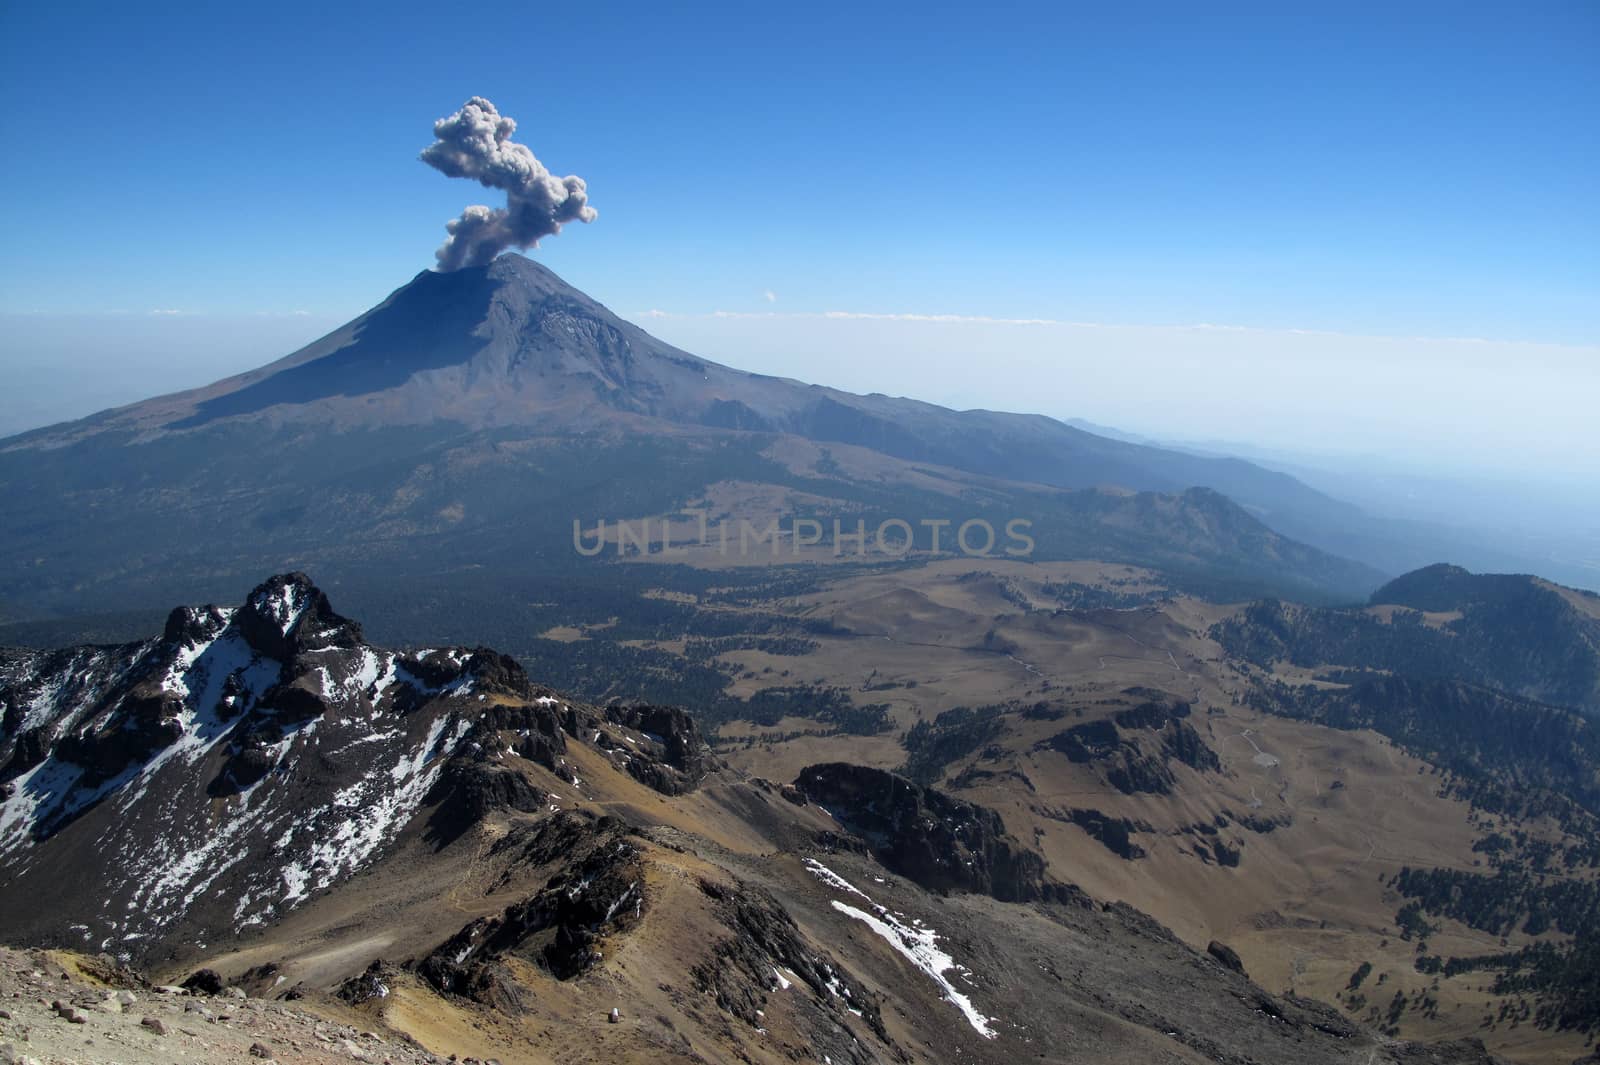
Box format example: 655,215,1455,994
628,307,1600,484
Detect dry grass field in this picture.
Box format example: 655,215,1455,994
609,556,1596,1064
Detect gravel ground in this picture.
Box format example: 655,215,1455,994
0,947,465,1065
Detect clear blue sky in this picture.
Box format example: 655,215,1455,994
1,1,1594,338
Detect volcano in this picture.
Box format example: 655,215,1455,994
0,255,1386,627
8,256,1372,503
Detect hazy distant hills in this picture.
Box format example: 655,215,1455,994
1215,562,1600,715
0,254,1394,623
1067,421,1600,593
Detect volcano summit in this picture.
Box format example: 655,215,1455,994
0,253,1397,631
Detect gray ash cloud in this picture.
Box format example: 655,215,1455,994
421,96,596,271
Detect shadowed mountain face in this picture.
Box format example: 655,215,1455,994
172,268,504,427
0,255,1387,624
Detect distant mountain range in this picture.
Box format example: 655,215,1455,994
1214,562,1600,715
1068,420,1600,593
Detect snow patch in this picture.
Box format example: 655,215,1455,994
806,857,996,1039
803,858,870,900
831,901,996,1038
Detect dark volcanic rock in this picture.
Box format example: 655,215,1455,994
1207,940,1247,976
0,571,596,961
1052,806,1147,859
424,760,547,844
470,699,567,771
405,648,533,701
235,572,364,660
692,877,892,1055
337,960,398,1006
1039,698,1219,796
1,725,51,780
162,604,229,647
206,741,278,797
461,650,538,699
181,968,225,995
795,762,1074,903
604,702,714,794
54,687,185,787
416,814,645,1000
1043,718,1120,763
257,682,329,726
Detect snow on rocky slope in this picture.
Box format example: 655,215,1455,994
0,573,703,962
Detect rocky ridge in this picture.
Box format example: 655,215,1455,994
794,762,1081,904
0,575,1522,1065
0,574,710,962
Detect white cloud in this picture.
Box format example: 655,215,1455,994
764,289,778,303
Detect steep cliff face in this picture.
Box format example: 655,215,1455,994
792,762,1076,903
601,702,714,795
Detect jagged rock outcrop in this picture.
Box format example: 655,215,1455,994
416,814,644,1001
691,876,893,1061
232,572,364,661
180,968,225,995
602,702,714,794
1207,940,1247,976
336,960,399,1006
0,573,692,964
424,760,548,843
1038,698,1219,795
795,763,1078,904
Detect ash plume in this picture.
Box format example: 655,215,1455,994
421,96,597,271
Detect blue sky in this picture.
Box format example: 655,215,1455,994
2,0,1595,334
0,1,1596,478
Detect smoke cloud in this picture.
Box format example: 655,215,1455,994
420,97,597,271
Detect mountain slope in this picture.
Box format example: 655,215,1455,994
0,575,1505,1065
0,255,1384,626
4,257,1379,523
0,572,643,949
